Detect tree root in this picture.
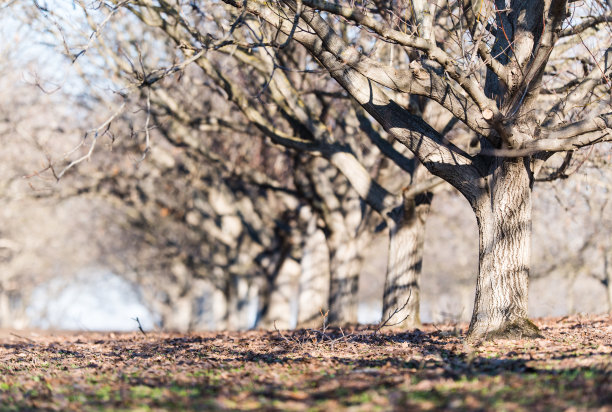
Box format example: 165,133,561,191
466,318,543,342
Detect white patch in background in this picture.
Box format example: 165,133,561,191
358,301,383,325
27,269,158,332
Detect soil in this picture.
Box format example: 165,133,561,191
0,314,610,411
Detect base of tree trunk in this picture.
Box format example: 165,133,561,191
397,318,422,330
382,318,422,331
466,317,543,342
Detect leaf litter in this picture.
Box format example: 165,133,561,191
0,314,610,411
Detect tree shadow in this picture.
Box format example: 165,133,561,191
194,327,612,409
3,327,606,411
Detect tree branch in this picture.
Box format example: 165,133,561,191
544,112,612,141
560,12,612,37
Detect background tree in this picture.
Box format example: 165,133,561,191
0,18,120,328
185,0,612,339
10,0,612,338
31,0,462,328
25,1,437,327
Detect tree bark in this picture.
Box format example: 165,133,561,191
0,290,9,329
382,193,431,328
303,158,363,326
260,257,300,329
327,232,361,325
189,280,224,331
227,275,253,330
468,157,542,341
211,286,229,330
161,294,195,332
297,214,331,328
605,251,612,313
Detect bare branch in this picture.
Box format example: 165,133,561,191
55,100,127,180
560,12,612,37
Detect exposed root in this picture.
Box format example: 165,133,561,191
466,317,543,342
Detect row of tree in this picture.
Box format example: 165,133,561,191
2,0,611,340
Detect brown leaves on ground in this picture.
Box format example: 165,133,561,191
0,315,610,411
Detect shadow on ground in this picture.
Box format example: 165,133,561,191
0,314,610,410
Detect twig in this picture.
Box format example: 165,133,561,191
72,0,131,63
278,0,302,49
55,100,127,180
566,144,596,176
374,289,412,335
10,333,36,343
132,317,147,336
320,308,329,337
274,320,302,347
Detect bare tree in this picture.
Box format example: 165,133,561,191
0,19,118,328
185,0,612,339
531,150,612,313
30,3,436,327
25,0,612,338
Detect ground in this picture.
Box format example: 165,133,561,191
0,315,610,411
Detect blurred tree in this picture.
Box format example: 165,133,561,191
117,0,612,339
0,17,117,328
21,0,612,339
27,2,445,328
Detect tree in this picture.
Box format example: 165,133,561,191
531,151,612,313
60,93,304,331
28,1,443,327
0,20,118,328
200,0,612,339
27,0,612,339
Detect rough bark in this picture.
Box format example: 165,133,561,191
382,193,432,328
468,157,542,341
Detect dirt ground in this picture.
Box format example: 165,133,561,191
0,314,610,411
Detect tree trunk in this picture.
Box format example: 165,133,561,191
605,251,612,313
162,295,194,332
468,158,541,341
302,158,363,326
227,275,252,330
0,290,9,329
327,232,361,325
382,193,431,328
567,272,579,315
297,216,331,328
211,286,229,330
260,258,300,329
189,280,222,331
